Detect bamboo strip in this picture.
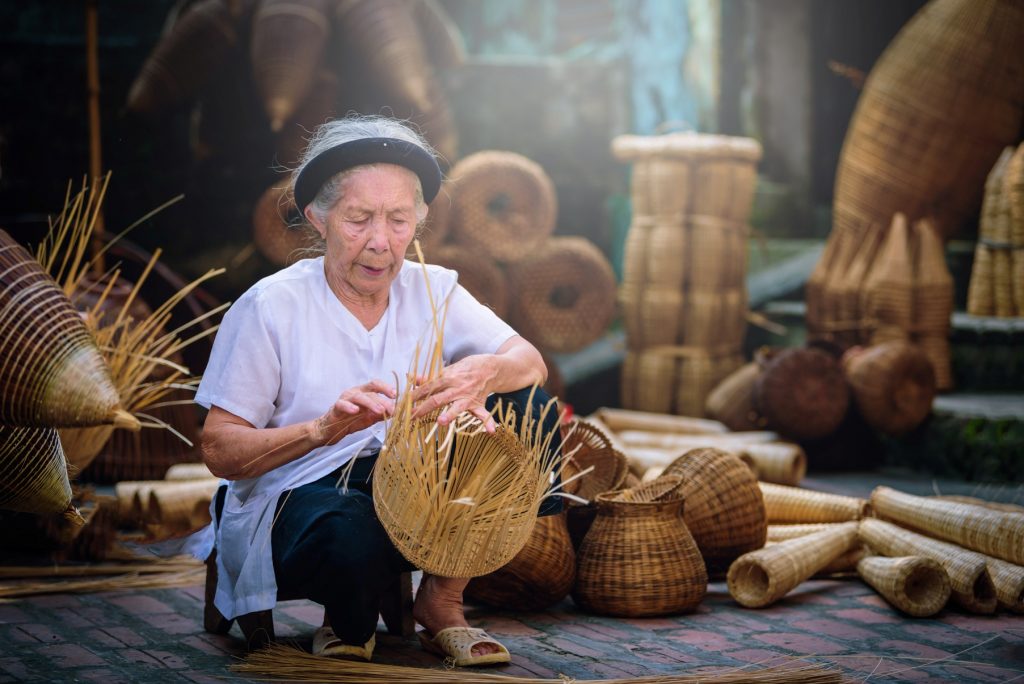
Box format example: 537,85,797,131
0,567,204,598
0,561,201,579
856,555,951,617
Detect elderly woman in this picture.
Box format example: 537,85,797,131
196,115,558,666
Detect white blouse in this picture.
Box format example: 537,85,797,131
192,257,517,620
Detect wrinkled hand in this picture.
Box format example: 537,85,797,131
410,356,496,432
312,380,396,446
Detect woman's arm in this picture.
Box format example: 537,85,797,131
201,380,397,480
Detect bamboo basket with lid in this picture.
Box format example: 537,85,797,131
842,341,936,436
752,346,849,442
856,555,951,617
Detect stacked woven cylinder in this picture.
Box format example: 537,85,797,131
612,133,762,417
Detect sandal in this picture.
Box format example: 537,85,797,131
418,627,511,667
312,626,375,661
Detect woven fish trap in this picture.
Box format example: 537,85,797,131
562,419,629,504
831,0,1024,244
859,517,997,614
0,425,73,516
842,341,936,436
0,231,134,429
688,216,746,291
645,222,688,289
743,442,806,487
931,494,1024,516
988,555,1024,614
862,213,913,344
573,475,707,617
727,521,859,608
682,289,746,349
871,486,1024,566
766,523,847,543
992,248,1015,318
1013,251,1024,318
833,228,885,349
661,448,767,569
621,349,676,414
805,233,849,342
674,351,718,418
759,482,869,523
705,361,763,432
856,555,951,617
628,158,692,218
465,511,575,611
1007,144,1024,241
591,407,729,435
447,150,556,263
419,180,455,253
966,244,995,316
147,479,221,533
620,219,653,288
252,183,313,266
752,346,849,441
635,287,684,348
427,244,509,320
505,237,616,354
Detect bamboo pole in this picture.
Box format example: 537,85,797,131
85,0,105,276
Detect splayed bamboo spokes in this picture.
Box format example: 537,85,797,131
859,518,997,614
727,522,859,608
759,482,869,523
870,485,1024,565
592,407,728,435
856,555,951,617
0,425,74,516
766,523,848,543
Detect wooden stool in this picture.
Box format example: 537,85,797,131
204,549,415,651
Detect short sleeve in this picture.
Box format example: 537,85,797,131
441,283,518,362
194,288,281,428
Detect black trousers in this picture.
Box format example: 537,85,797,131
269,387,562,645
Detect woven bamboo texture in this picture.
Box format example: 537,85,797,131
447,150,556,263
252,183,312,266
727,522,859,608
986,555,1024,613
766,523,846,543
705,361,763,432
465,512,575,611
593,407,728,435
661,448,767,569
806,231,851,342
911,218,954,388
842,341,936,436
0,230,130,429
967,148,1015,316
759,483,869,524
505,237,615,353
931,495,1024,515
752,347,849,441
0,425,73,516
273,68,342,167
1007,144,1024,314
573,476,707,617
856,555,951,617
428,244,509,320
562,419,629,504
743,443,806,487
618,429,776,450
858,518,997,614
419,180,454,253
870,486,1024,566
862,213,913,345
831,0,1024,244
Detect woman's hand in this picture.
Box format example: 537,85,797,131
311,379,397,446
410,355,498,431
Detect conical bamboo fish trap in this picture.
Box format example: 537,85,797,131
843,341,936,436
931,494,1024,515
831,0,1024,244
705,361,763,432
617,428,777,451
862,213,913,345
743,443,806,487
661,448,767,568
967,148,1015,316
966,245,995,317
447,151,557,263
0,425,74,516
856,555,951,617
147,479,221,533
428,244,509,320
759,482,869,523
252,183,313,267
870,486,1024,566
859,518,997,613
911,218,954,389
752,346,849,441
591,407,729,435
1006,145,1024,314
986,555,1024,613
766,523,847,543
806,232,851,342
727,522,859,608
833,227,884,348
0,230,134,429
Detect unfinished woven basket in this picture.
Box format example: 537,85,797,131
759,482,869,523
447,150,557,263
859,518,997,614
505,237,616,353
752,346,849,441
856,555,951,617
727,521,859,608
842,341,936,436
427,244,509,320
573,476,707,616
0,425,73,516
252,182,313,266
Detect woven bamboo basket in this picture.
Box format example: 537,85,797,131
705,361,763,432
842,341,936,436
966,245,996,316
806,232,852,342
870,486,1024,566
114,481,154,527
562,419,629,504
718,289,749,349
419,180,455,254
986,555,1024,614
673,351,717,418
752,346,849,441
0,425,74,516
0,231,134,430
447,151,556,263
856,555,951,617
911,219,954,388
164,462,215,481
831,0,1024,244
743,443,806,487
618,429,777,450
592,408,729,435
505,237,616,353
661,448,767,569
147,479,223,533
620,219,652,288
859,518,997,614
621,350,675,414
645,222,687,289
759,482,869,524
862,213,913,345
833,227,884,348
628,158,691,219
680,291,727,348
931,494,1024,515
428,244,509,320
727,521,859,608
637,287,684,347
766,523,847,543
465,512,576,611
760,540,865,576
1006,145,1024,313
252,183,312,266
688,216,743,291
573,476,707,617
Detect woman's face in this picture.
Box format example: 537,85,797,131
308,164,421,301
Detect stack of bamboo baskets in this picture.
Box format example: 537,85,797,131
611,133,762,417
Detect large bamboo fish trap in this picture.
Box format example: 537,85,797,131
988,555,1024,613
759,483,869,524
858,518,997,614
0,425,74,517
856,555,951,617
766,523,847,543
842,341,936,436
743,443,806,487
427,244,509,321
862,213,913,346
911,218,954,389
727,522,859,608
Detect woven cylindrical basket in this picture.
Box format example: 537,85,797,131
147,479,221,533
0,230,134,430
743,443,806,487
863,213,913,345
966,245,996,316
833,227,885,348
856,555,951,617
843,341,936,436
505,237,616,353
661,448,767,570
448,150,557,263
766,523,847,543
164,462,215,481
931,494,1024,516
637,287,684,348
870,486,1024,566
621,350,676,414
759,482,869,523
620,220,652,288
465,512,575,611
252,183,313,266
752,346,849,441
688,216,743,291
591,407,729,435
428,244,509,320
988,555,1024,614
704,361,763,432
573,476,707,617
645,222,687,289
630,158,691,219
0,425,73,516
859,518,997,614
618,428,777,451
727,521,859,608
912,219,954,389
